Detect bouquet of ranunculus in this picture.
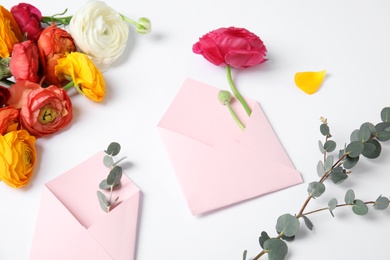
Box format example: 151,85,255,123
0,1,151,188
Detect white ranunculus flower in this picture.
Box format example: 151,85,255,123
69,0,129,72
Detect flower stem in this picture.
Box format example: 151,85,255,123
62,81,74,90
226,65,251,116
41,9,72,25
225,101,245,130
120,14,137,26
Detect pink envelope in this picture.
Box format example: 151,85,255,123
29,152,141,260
158,78,303,215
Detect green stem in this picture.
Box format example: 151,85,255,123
120,14,137,26
62,81,74,90
41,8,72,25
303,201,377,216
226,65,251,116
225,101,245,130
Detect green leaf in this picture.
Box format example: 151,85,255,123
329,166,348,184
276,214,300,237
362,139,381,159
103,155,114,167
316,160,325,177
105,142,121,156
328,198,338,211
320,124,330,136
318,140,324,154
242,250,247,260
307,181,326,198
352,199,369,216
259,231,270,249
375,122,390,132
263,238,288,260
374,195,390,210
358,124,372,143
361,122,377,135
346,141,364,158
99,179,111,190
107,166,122,186
323,140,336,152
324,155,334,171
345,189,355,204
301,215,313,230
350,129,360,142
381,107,390,122
376,130,390,142
343,155,359,169
97,191,110,212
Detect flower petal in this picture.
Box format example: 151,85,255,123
294,70,326,94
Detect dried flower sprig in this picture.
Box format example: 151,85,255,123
97,142,127,213
244,107,390,260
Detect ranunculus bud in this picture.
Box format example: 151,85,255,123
193,27,267,69
136,17,151,34
11,3,43,42
218,90,232,104
37,24,77,86
9,40,40,83
69,0,129,72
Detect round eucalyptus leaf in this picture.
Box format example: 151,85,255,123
301,215,313,231
328,198,338,211
97,191,110,212
343,155,359,169
307,181,326,198
316,160,325,177
345,189,355,204
259,231,270,249
346,141,364,158
276,214,300,237
103,155,114,167
362,139,381,159
263,238,288,260
105,142,121,156
324,140,336,152
350,129,360,142
320,124,330,136
361,122,377,135
357,125,371,142
375,122,390,132
99,179,111,190
352,199,369,216
318,140,324,154
374,195,390,210
107,166,123,186
376,131,390,142
381,107,390,122
324,155,334,171
329,166,348,184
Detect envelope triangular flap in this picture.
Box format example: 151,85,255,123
158,78,303,215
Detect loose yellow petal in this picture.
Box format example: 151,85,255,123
294,70,326,94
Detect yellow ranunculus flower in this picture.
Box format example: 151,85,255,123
0,5,23,58
55,52,106,102
0,130,36,188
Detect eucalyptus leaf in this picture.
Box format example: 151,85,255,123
97,191,110,213
374,195,390,210
242,250,247,260
361,122,377,135
362,139,381,159
381,107,390,122
324,140,336,152
345,189,355,204
259,231,270,249
352,199,369,216
376,130,390,142
329,166,348,184
375,122,390,133
320,124,330,136
346,141,364,158
316,160,325,177
343,155,359,169
350,129,360,142
276,214,300,237
301,215,313,230
324,155,334,171
263,238,288,260
103,155,114,167
107,166,123,186
318,140,324,154
307,181,326,198
328,198,338,211
357,125,372,143
105,142,121,156
99,179,111,190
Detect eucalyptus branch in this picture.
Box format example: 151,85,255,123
244,107,390,260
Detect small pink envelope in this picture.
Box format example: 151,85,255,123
29,152,141,260
158,78,303,215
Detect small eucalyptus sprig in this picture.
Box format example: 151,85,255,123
244,107,390,260
97,142,127,213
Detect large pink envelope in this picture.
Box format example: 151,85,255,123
29,152,141,260
158,78,303,215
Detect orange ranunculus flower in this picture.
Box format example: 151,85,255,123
0,129,36,188
9,40,40,83
37,23,76,86
55,52,106,102
0,106,20,135
0,5,23,58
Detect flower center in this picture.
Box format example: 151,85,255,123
38,106,57,124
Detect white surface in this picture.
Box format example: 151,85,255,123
1,0,390,259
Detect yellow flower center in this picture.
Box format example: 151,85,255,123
38,106,57,124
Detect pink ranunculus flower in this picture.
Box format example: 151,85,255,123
8,81,73,137
0,106,20,135
9,40,40,83
10,3,43,42
192,27,267,69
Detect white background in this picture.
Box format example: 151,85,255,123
1,0,390,259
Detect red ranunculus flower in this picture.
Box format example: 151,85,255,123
10,3,43,42
0,85,10,106
0,106,19,134
192,27,267,69
37,24,76,87
9,40,40,83
8,81,73,137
